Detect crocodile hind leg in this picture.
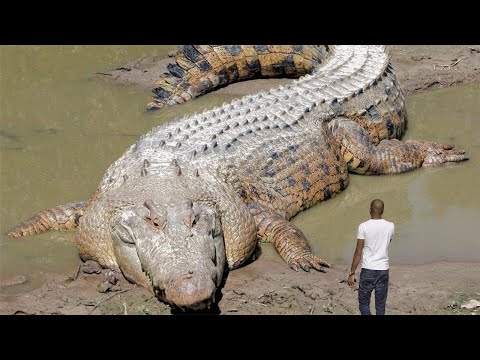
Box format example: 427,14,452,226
247,203,330,272
329,119,469,174
5,201,87,237
147,45,327,110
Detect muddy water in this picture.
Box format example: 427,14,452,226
1,46,479,293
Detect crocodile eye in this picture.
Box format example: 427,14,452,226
144,200,167,229
151,217,166,228
183,209,197,228
183,200,201,228
145,215,166,229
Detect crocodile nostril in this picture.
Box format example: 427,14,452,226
188,270,194,274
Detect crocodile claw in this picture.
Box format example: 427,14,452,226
420,141,469,166
289,254,331,273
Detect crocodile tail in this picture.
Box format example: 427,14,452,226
147,45,328,110
5,201,87,238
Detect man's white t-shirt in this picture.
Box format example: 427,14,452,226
357,219,394,270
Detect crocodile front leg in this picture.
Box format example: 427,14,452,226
248,203,330,272
329,119,469,174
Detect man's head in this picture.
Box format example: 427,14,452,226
370,199,384,217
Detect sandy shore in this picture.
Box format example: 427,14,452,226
1,45,479,315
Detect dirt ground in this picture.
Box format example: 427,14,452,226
1,45,479,315
1,247,479,315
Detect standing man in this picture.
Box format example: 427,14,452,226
347,199,394,315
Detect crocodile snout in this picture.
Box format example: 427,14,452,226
163,273,216,310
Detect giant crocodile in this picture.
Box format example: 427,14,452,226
6,45,469,311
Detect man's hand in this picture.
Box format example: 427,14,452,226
348,239,364,286
347,273,356,286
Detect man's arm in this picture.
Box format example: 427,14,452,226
347,239,365,286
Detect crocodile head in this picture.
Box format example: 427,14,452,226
110,196,225,311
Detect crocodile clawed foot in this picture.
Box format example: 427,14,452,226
289,254,331,273
419,141,469,165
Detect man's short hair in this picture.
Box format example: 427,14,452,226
370,199,384,214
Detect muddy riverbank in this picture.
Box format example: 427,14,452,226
1,254,479,315
1,45,479,315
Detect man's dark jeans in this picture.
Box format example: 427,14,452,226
358,268,389,315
